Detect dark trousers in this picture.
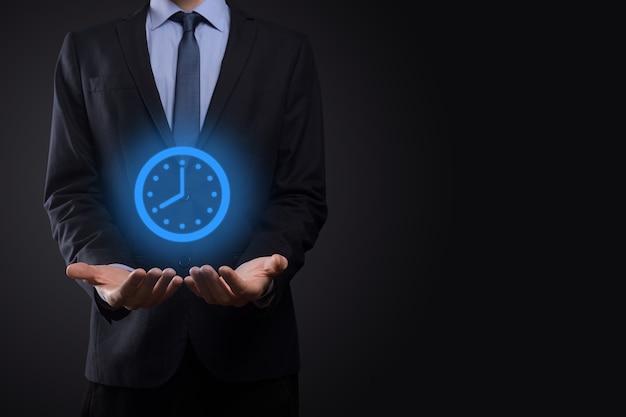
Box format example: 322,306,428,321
81,344,299,417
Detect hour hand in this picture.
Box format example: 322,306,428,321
158,167,185,209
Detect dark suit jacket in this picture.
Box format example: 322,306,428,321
43,2,326,388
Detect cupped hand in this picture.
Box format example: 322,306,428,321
66,262,183,310
184,254,288,307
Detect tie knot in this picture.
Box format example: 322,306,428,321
170,11,204,32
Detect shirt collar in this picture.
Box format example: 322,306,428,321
148,0,229,32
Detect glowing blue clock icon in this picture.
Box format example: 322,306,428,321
134,146,230,242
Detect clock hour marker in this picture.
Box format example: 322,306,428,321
147,191,153,197
207,207,213,214
195,163,201,170
164,219,170,225
163,163,170,170
195,219,201,225
179,223,185,230
207,175,213,182
211,191,217,197
151,207,158,213
152,175,159,182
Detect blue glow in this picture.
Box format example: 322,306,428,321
134,146,230,243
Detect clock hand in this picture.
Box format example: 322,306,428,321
180,165,185,195
158,167,186,209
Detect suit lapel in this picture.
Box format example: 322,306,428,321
197,6,258,149
116,5,177,149
113,4,257,150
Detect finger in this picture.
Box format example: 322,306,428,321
149,268,181,305
136,267,180,309
183,275,202,298
161,275,184,302
218,266,251,298
123,268,164,309
220,276,249,307
150,268,176,296
114,268,147,304
207,267,239,305
184,267,208,298
193,265,234,305
198,265,233,305
184,275,219,304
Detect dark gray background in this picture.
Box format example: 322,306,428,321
0,1,491,415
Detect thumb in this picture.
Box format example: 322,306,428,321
66,262,94,280
266,254,288,275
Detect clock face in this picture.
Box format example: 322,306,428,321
134,146,230,242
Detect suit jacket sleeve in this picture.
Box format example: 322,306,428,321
237,35,327,301
43,32,136,307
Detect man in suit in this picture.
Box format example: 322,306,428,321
43,0,326,415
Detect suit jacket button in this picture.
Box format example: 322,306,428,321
178,257,191,268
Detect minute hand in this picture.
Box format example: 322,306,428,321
158,167,185,209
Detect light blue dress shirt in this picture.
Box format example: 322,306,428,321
146,0,230,130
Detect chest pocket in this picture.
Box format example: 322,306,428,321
88,76,136,93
